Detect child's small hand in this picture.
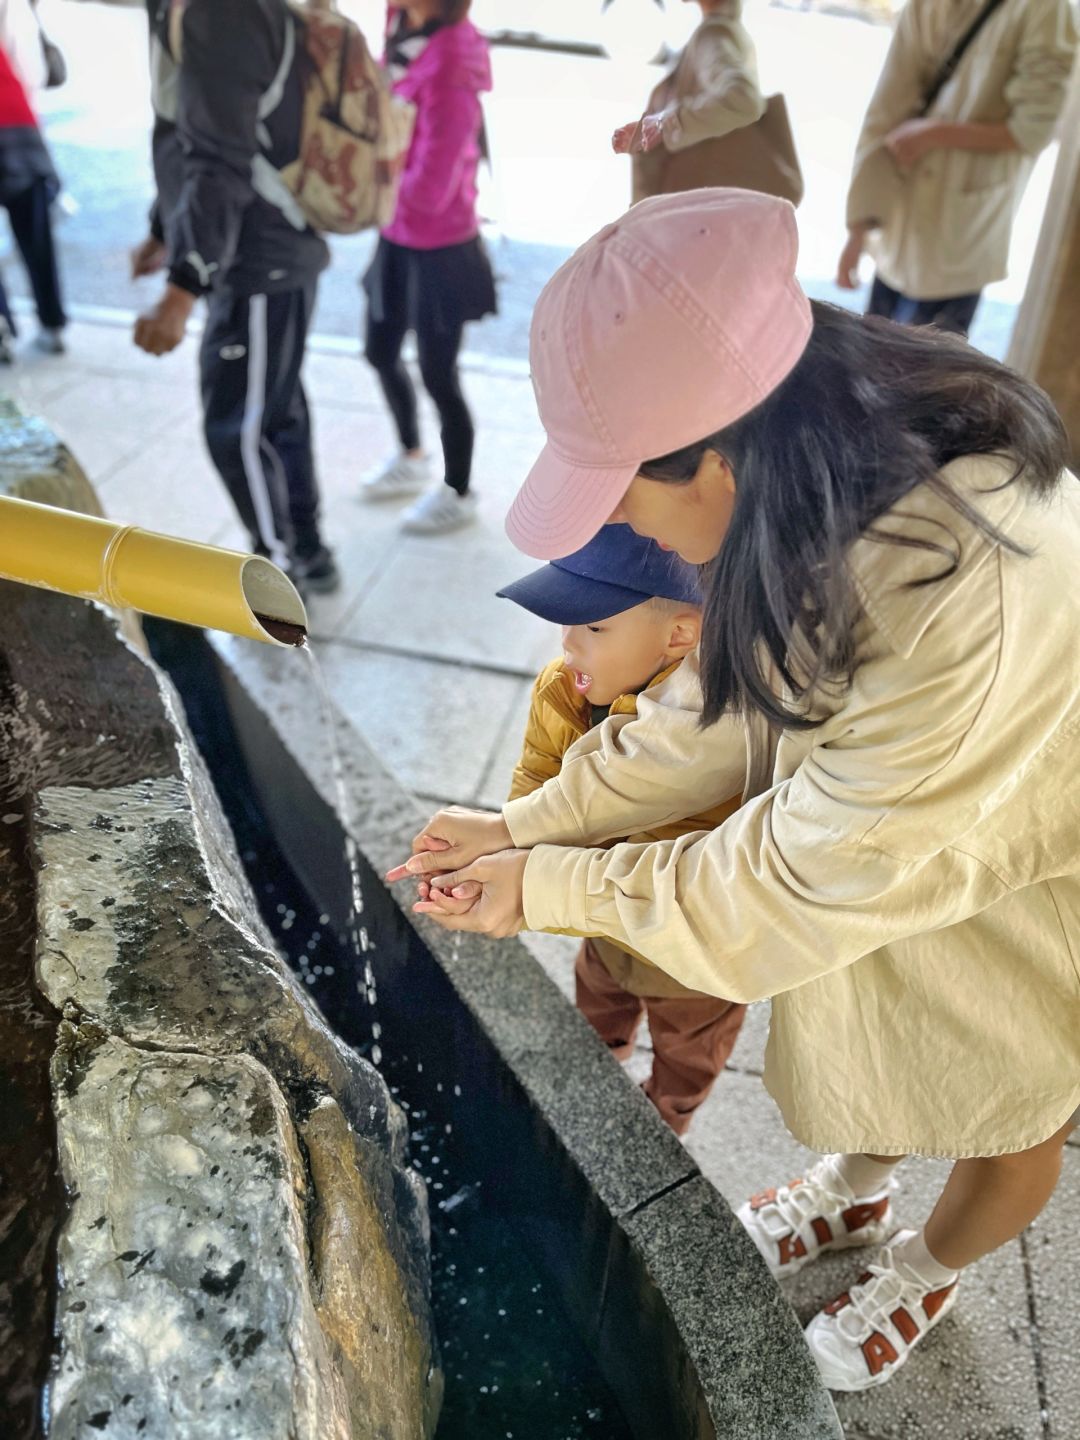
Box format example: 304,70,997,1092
385,807,514,884
417,852,528,937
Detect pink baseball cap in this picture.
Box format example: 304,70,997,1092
506,189,813,560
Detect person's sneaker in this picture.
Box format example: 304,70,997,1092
34,327,66,356
805,1230,959,1391
400,485,478,535
737,1154,897,1279
292,545,341,596
358,452,430,501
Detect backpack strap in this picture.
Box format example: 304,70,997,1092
919,0,1010,116
256,5,296,147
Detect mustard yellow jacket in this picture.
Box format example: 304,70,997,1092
504,460,1080,1159
510,659,740,998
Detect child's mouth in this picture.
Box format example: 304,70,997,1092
572,670,593,694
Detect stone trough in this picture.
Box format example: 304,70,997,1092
0,408,438,1440
0,404,842,1439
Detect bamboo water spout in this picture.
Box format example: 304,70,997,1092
0,494,307,646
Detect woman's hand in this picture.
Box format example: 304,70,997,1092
413,851,529,937
836,226,868,290
384,806,514,885
612,113,664,155
885,118,945,172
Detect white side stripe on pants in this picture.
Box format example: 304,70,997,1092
239,293,287,568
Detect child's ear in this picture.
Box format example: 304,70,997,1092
666,609,702,659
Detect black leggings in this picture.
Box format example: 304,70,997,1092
364,308,474,495
0,177,66,335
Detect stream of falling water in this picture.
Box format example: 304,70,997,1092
302,644,382,1066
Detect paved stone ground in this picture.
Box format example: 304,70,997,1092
3,316,1076,1439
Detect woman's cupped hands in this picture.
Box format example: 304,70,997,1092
384,806,529,937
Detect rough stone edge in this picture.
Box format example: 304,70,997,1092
209,633,843,1440
0,410,441,1439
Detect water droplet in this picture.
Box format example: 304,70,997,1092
318,913,330,925
371,1045,382,1065
323,966,334,977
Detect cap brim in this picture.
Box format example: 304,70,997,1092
505,442,637,561
496,566,651,625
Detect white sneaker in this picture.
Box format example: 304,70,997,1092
358,452,430,501
35,327,65,356
736,1154,897,1279
400,485,478,535
805,1230,959,1391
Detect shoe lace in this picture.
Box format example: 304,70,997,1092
837,1251,926,1343
755,1161,852,1241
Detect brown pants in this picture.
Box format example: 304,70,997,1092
575,939,747,1136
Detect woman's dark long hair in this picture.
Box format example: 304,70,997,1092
638,301,1068,729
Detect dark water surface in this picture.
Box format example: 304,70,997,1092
149,624,634,1440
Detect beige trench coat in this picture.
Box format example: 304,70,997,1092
632,1,764,204
504,459,1080,1159
847,0,1077,300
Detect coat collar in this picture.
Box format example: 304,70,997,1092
537,659,684,730
846,456,1028,659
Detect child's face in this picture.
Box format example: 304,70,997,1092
561,601,694,707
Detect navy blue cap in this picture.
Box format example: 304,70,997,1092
496,524,701,625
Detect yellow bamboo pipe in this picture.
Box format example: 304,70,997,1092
0,494,308,647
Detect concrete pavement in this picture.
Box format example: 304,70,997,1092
3,313,1076,1440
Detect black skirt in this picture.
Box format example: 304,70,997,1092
363,234,497,334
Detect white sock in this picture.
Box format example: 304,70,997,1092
834,1151,903,1198
891,1227,960,1289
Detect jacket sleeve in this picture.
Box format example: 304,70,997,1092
520,563,1014,1003
660,25,765,151
1004,0,1078,155
168,0,278,296
507,679,568,803
845,0,930,228
397,71,480,219
503,651,747,847
150,117,184,247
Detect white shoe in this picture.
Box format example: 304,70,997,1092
400,485,478,535
35,327,65,356
805,1229,959,1391
736,1154,897,1279
358,451,430,501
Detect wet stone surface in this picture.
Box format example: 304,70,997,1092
0,570,440,1434
48,1036,351,1440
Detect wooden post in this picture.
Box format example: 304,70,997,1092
1007,62,1080,467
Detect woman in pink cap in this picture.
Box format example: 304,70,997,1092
388,189,1080,1393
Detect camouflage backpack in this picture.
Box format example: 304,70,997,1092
270,5,415,235
167,0,414,236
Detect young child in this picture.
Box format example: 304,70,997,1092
496,524,746,1136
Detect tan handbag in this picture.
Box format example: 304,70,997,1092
657,94,805,207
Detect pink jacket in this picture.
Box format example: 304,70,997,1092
383,20,491,251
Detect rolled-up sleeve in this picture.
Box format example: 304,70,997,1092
1004,0,1078,155
660,24,765,151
